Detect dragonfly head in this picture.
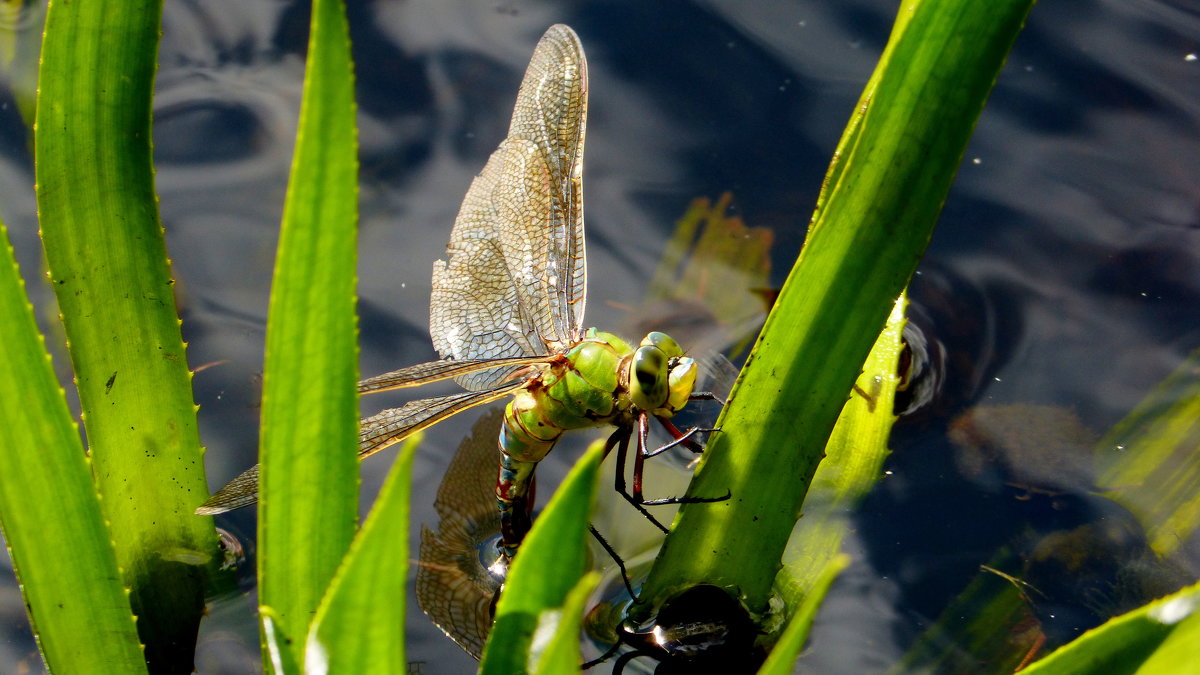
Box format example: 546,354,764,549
629,332,697,416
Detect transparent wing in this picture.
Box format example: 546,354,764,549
195,465,261,515
506,24,588,344
195,382,524,515
431,24,588,391
358,381,524,459
357,355,549,394
695,352,740,402
416,408,506,659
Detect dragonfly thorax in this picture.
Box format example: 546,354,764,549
499,329,696,465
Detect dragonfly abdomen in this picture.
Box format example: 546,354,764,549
494,332,634,558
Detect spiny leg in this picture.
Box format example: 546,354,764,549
588,525,637,601
608,423,670,534
583,413,729,671
637,413,731,507
596,410,730,582
632,413,650,501
641,389,726,457
648,416,717,457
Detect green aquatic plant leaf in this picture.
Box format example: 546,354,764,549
634,0,1037,625
34,0,213,668
306,437,420,674
0,220,147,672
255,0,361,664
1094,347,1200,556
778,295,904,604
261,608,302,675
757,554,850,675
531,572,602,675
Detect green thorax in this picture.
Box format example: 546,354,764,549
500,328,697,464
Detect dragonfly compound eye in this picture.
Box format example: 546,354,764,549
666,356,697,413
630,344,669,411
640,331,684,359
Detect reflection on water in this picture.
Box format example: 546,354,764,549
630,193,774,361
2,0,1199,672
415,408,504,660
949,404,1099,495
940,404,1194,656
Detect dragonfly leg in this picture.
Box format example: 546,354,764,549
496,453,538,558
648,416,719,457
588,525,637,601
632,414,651,501
639,415,730,507
582,646,656,674
610,423,670,534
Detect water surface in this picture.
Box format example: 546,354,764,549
1,0,1198,672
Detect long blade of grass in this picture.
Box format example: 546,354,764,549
635,0,1036,619
778,294,905,604
256,0,360,664
0,217,147,673
532,572,602,675
34,0,213,668
306,437,420,673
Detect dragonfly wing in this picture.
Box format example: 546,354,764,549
695,352,740,402
431,234,544,391
431,25,588,391
357,354,550,394
195,465,260,515
196,382,525,515
359,380,525,459
505,24,588,345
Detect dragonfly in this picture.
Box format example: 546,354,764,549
197,24,720,563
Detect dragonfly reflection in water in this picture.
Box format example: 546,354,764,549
198,25,722,566
416,408,505,660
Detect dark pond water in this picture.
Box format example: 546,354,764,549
1,0,1198,673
